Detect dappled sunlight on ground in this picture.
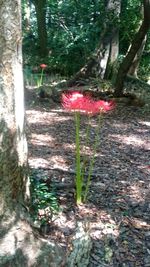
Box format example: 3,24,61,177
30,133,55,146
26,91,150,266
109,133,149,149
139,120,150,127
29,157,50,169
50,204,120,241
29,155,71,171
26,108,72,125
128,183,147,202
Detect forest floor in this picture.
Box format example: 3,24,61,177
25,79,150,267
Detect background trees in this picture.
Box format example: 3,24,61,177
22,0,150,82
114,0,150,96
32,0,48,57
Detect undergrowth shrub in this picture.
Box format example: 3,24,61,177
30,171,60,226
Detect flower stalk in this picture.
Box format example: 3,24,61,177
39,68,44,87
83,114,102,202
38,64,47,87
75,112,82,204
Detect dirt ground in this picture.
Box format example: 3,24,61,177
26,85,150,267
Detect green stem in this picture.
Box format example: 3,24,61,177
83,114,102,202
39,69,44,86
75,112,82,204
80,115,91,180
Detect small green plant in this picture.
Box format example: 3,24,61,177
37,64,47,87
30,172,59,224
24,66,34,86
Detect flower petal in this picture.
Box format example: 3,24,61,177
40,64,47,69
62,91,115,114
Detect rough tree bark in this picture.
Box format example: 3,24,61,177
68,0,121,86
0,1,64,266
102,0,120,79
114,0,150,97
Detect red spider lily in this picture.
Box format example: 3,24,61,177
62,91,94,113
40,64,47,69
95,100,115,112
62,91,115,114
62,91,115,204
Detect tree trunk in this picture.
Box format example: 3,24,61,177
128,35,147,78
32,0,48,57
104,26,120,79
0,0,28,220
67,0,121,86
114,0,150,97
99,0,120,79
0,1,64,266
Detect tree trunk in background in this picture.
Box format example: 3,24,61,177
114,0,150,97
0,1,64,265
128,35,147,78
98,0,120,79
32,0,48,57
104,24,120,79
68,0,121,86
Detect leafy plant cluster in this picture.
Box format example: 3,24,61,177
30,171,59,225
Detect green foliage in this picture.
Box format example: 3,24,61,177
138,33,150,81
138,56,150,81
30,171,59,224
120,0,142,53
22,0,150,80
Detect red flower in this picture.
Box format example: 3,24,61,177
62,91,115,114
40,64,47,69
62,91,93,113
95,100,115,112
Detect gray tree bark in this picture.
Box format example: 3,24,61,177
98,0,121,79
0,1,64,266
0,0,28,219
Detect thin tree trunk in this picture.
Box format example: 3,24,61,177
128,35,147,77
33,0,48,57
114,0,150,96
104,26,120,79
